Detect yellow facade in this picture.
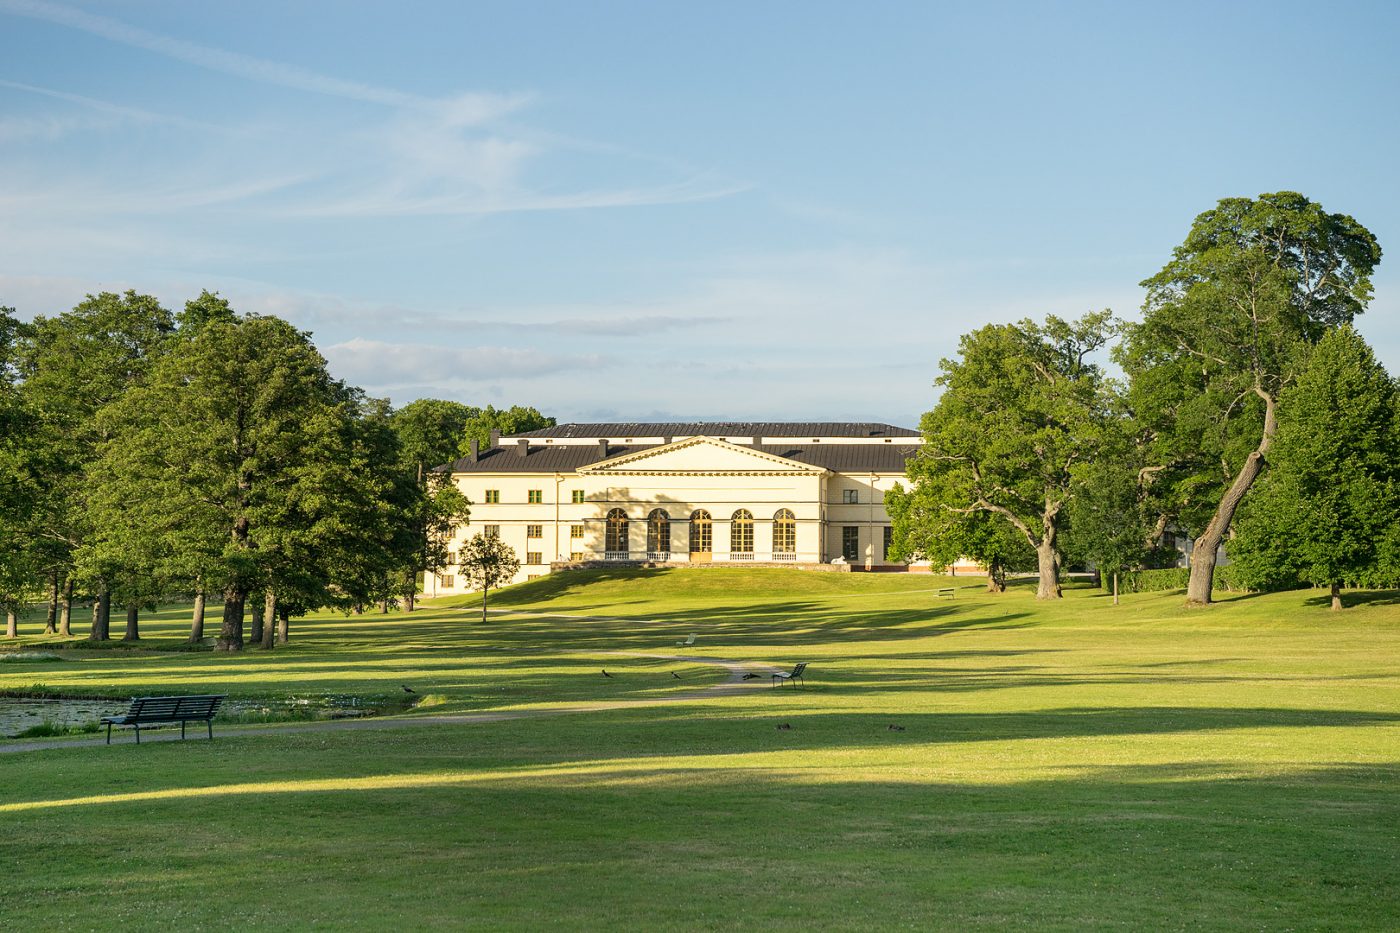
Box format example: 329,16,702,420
427,427,921,594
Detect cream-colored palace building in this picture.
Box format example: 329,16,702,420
424,421,948,594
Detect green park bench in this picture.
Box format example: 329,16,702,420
936,587,955,597
101,694,227,745
771,662,808,688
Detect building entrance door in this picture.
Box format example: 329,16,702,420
689,510,712,562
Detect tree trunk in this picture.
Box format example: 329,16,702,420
405,569,417,612
248,592,264,646
1187,390,1277,606
124,605,140,640
481,584,489,623
380,597,390,614
5,610,16,638
261,590,276,650
1035,540,1061,599
984,559,1006,593
90,584,111,641
1330,581,1343,612
59,578,74,636
44,572,58,634
190,591,206,643
217,588,246,651
1113,572,1119,606
277,608,289,645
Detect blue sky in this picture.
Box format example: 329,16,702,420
2,0,1397,428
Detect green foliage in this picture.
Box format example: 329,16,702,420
905,311,1117,596
457,532,521,621
1119,192,1382,598
886,483,1034,587
459,404,555,455
390,398,478,473
1229,327,1400,600
82,310,416,643
1065,421,1153,578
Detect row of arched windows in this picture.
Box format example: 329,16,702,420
605,508,797,553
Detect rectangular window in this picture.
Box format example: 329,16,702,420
883,526,893,560
527,574,540,581
842,526,860,561
441,575,455,588
842,489,859,504
527,551,542,565
571,524,584,539
484,490,500,504
527,524,542,538
446,551,457,566
571,490,585,504
484,525,500,538
570,551,584,561
528,489,543,504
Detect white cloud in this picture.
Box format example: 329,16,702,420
322,338,611,390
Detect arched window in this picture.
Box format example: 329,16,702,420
605,508,629,555
689,510,712,555
647,509,670,554
773,509,796,554
731,509,754,554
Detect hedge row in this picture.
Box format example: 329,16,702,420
1113,566,1254,593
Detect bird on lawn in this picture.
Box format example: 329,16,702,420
401,685,416,694
602,670,613,678
776,722,792,731
888,724,905,732
741,672,760,680
672,671,682,679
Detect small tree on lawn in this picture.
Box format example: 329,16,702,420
458,533,520,623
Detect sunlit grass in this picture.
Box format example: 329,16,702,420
2,569,1398,929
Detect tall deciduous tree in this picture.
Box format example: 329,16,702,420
906,312,1116,599
458,533,520,623
1121,193,1381,605
390,399,474,611
18,291,175,638
88,313,363,650
1228,327,1400,609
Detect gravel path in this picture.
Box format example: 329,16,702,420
0,653,781,755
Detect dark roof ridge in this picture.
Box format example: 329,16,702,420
503,421,919,439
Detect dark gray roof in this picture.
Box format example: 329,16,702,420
436,441,919,474
506,422,919,439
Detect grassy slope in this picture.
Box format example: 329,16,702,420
2,570,1398,930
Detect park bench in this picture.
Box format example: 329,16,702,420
936,587,956,598
101,694,226,745
771,662,808,688
676,633,697,647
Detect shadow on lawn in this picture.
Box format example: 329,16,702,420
570,702,1400,749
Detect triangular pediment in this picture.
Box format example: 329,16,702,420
579,436,825,475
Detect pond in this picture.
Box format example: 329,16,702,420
0,695,385,738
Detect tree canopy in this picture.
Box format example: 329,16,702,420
906,311,1116,598
1120,192,1382,604
1228,326,1400,608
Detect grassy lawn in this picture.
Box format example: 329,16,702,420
2,569,1398,929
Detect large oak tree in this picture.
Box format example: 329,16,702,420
905,312,1116,599
1120,192,1381,605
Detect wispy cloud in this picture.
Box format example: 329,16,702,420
0,0,509,114
323,338,611,388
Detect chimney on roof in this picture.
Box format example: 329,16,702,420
489,428,500,448
468,439,479,462
752,435,761,447
662,435,672,445
515,439,528,458
597,439,608,458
